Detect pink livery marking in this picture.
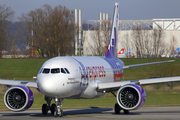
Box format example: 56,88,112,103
87,66,106,80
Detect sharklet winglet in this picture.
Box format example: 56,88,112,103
106,2,119,58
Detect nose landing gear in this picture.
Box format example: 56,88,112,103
53,98,64,117
42,96,64,117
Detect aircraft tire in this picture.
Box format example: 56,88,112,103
42,104,48,115
50,104,56,115
123,109,129,114
54,107,58,117
60,109,63,117
114,103,121,114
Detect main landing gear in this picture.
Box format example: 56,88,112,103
42,96,64,117
114,103,129,114
111,92,129,115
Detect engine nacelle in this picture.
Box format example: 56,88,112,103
116,84,146,110
4,85,34,112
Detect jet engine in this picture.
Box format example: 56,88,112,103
116,84,146,110
4,85,34,112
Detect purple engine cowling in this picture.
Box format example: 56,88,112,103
116,84,146,110
4,85,34,112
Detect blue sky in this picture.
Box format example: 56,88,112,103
1,0,180,21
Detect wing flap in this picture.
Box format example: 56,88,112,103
0,79,37,88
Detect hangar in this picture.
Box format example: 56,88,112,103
75,10,180,57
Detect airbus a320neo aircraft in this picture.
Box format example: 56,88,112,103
0,2,180,117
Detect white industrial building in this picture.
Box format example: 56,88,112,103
75,10,180,57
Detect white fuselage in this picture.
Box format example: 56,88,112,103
37,56,124,99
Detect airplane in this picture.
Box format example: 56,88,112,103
117,48,126,58
126,48,132,55
174,48,180,55
0,2,180,117
117,48,125,55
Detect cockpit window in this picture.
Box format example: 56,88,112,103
41,68,69,74
38,68,43,74
64,68,70,74
61,68,66,74
42,68,50,74
51,68,60,74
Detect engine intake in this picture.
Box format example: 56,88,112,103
4,85,34,112
116,84,146,110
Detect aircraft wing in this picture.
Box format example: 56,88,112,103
123,60,174,69
0,79,37,88
97,76,180,92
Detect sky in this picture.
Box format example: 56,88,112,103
1,0,180,22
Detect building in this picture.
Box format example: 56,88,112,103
82,18,180,57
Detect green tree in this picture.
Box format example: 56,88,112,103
0,5,14,58
19,4,76,58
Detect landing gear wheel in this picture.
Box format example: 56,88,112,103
42,104,48,115
42,96,53,115
123,109,129,114
54,106,63,117
60,109,63,117
114,103,121,114
54,107,58,117
53,98,64,117
50,104,56,115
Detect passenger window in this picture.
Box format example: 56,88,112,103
42,68,50,74
64,68,70,74
51,68,60,74
61,68,66,74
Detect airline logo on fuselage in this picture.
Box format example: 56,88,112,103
79,66,106,86
87,66,106,80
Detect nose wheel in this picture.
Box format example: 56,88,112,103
50,103,56,115
53,98,64,117
54,105,63,117
42,96,64,117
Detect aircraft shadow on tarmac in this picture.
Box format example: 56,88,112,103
1,107,180,117
1,108,113,117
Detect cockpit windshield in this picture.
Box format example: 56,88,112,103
51,68,60,73
41,68,70,74
61,68,66,73
42,68,50,74
64,68,70,74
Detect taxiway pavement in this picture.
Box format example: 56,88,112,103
0,106,180,120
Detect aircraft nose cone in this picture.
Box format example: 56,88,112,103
38,77,55,95
37,75,68,97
